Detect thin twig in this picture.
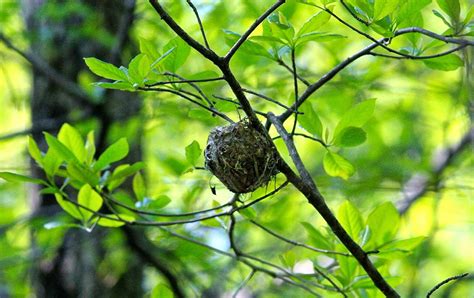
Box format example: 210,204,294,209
185,0,211,49
224,0,285,61
242,88,293,110
145,76,224,87
339,0,369,26
426,273,469,297
232,269,256,298
369,44,468,60
148,0,219,62
139,86,234,123
249,220,350,257
276,58,311,86
163,72,217,107
290,48,299,137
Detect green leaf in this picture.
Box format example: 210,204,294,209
133,173,146,200
106,162,145,191
93,138,129,171
297,11,331,37
436,0,460,22
323,151,355,180
224,30,272,58
374,0,400,20
337,201,364,240
296,32,346,47
301,222,333,250
97,214,135,227
85,131,96,166
66,162,99,186
44,132,78,163
139,38,160,61
78,184,103,222
337,254,358,284
298,102,323,136
422,54,464,71
148,195,172,210
335,126,367,147
55,193,83,220
0,172,46,185
128,53,151,85
94,81,135,91
433,9,453,28
396,0,431,26
84,57,127,81
334,99,376,136
58,123,86,163
379,236,426,252
43,149,64,177
28,136,43,166
151,284,174,298
238,206,257,219
163,37,191,72
185,140,202,166
366,202,400,248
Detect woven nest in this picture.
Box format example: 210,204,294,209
204,120,279,193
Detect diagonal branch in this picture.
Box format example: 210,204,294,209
148,0,220,63
0,32,93,107
396,127,474,214
185,0,211,49
224,0,285,61
267,113,400,297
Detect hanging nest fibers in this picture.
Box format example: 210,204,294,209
204,120,279,193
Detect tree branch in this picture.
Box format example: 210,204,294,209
148,0,220,63
122,226,186,298
267,113,400,297
426,273,469,297
185,0,211,49
0,32,93,107
224,0,286,61
396,126,474,214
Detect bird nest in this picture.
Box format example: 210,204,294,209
204,120,279,193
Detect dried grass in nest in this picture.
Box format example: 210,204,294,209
204,120,279,193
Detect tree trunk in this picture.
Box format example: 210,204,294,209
23,1,145,297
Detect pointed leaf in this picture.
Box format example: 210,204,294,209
44,132,78,163
335,126,367,147
297,10,331,37
366,202,400,248
133,172,146,200
334,99,376,136
78,184,103,222
323,151,355,180
422,54,464,71
55,193,83,220
185,140,202,166
374,0,400,20
28,136,43,165
337,201,364,240
93,138,129,171
97,214,135,227
84,57,127,81
58,123,86,163
0,172,46,185
298,102,323,136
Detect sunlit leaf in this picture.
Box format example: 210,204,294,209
374,0,400,20
133,172,146,200
323,151,355,180
28,136,43,166
58,123,86,163
185,140,202,166
0,172,46,185
298,102,323,137
97,214,135,227
334,99,376,136
297,11,331,37
93,138,129,171
422,54,464,71
78,184,103,222
84,57,127,81
337,201,364,240
366,202,400,248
